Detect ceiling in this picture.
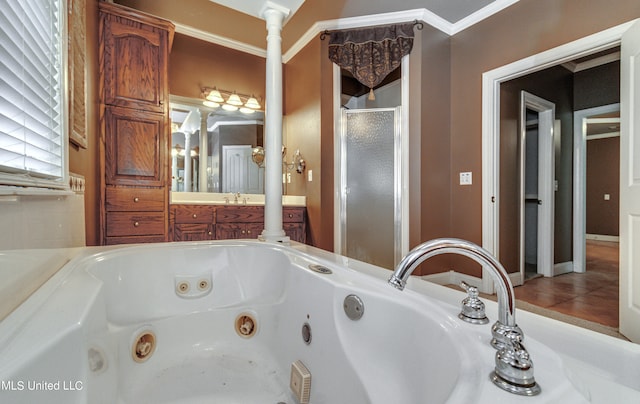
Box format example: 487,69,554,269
116,0,520,58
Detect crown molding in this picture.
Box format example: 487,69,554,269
283,8,452,63
175,1,522,63
449,0,520,35
173,22,267,58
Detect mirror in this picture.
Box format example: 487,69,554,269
170,96,265,194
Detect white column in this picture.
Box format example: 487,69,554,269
184,132,192,192
260,6,289,242
199,111,209,192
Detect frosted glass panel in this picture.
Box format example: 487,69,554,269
344,109,396,269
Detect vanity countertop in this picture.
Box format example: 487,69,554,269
170,192,306,207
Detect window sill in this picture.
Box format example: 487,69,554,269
0,186,74,200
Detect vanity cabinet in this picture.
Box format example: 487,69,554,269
169,205,307,243
99,3,174,245
170,205,215,241
216,206,265,240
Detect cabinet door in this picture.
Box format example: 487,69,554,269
284,222,306,243
215,223,245,240
105,106,166,186
102,12,168,112
174,223,213,241
245,223,263,239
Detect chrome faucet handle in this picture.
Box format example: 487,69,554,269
458,281,489,325
491,340,541,396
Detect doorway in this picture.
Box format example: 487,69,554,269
333,62,409,269
482,22,640,340
573,103,621,273
339,107,401,269
520,92,555,283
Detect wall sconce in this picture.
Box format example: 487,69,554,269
283,147,306,174
251,146,265,168
202,87,262,114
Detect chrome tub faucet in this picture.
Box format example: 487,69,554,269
388,238,541,396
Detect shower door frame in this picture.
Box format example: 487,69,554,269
332,61,410,268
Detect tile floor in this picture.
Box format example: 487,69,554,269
514,240,619,328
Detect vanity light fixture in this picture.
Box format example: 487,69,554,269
222,103,239,112
203,100,220,108
206,88,224,103
201,87,263,113
227,92,243,106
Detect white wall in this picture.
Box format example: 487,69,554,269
0,175,86,250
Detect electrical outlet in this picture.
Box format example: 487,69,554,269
308,169,313,182
460,172,472,185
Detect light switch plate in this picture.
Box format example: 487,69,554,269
460,172,472,185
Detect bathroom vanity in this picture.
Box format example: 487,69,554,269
170,204,307,243
169,192,307,243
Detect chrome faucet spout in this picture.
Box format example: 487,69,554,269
389,238,541,396
389,238,516,329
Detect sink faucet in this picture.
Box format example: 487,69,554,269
388,238,541,396
231,192,240,204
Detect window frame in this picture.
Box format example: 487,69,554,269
0,0,70,193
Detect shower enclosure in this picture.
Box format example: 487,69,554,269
338,107,402,269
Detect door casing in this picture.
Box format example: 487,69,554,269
481,20,635,294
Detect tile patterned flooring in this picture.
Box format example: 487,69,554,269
514,240,619,328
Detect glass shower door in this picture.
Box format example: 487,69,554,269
340,107,401,269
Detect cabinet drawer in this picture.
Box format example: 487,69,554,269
283,208,304,223
106,212,166,237
174,206,214,224
216,206,264,223
106,187,165,211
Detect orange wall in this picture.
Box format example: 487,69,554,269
169,33,266,100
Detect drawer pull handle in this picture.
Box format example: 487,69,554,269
241,230,246,234
247,230,251,234
192,213,197,218
133,221,140,227
288,214,293,218
133,197,140,203
208,231,212,235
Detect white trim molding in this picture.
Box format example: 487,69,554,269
482,21,636,284
174,1,523,63
421,270,520,295
586,234,620,242
174,22,267,58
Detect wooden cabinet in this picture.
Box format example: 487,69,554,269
104,107,166,187
170,205,307,243
283,207,307,243
99,3,174,245
101,5,170,113
215,206,263,240
170,205,214,241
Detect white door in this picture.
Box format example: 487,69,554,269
222,145,263,194
619,20,640,343
520,92,555,282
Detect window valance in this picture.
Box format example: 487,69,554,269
325,23,418,99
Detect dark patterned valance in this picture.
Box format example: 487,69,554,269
326,23,416,99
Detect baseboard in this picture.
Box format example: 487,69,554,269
586,234,619,242
553,261,574,276
421,271,495,294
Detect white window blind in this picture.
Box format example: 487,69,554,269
0,0,66,189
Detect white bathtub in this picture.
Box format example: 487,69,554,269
0,240,638,403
